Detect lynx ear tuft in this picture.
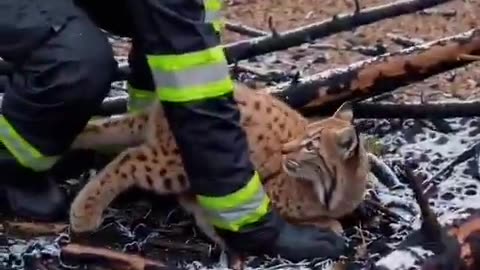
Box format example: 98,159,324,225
333,102,354,123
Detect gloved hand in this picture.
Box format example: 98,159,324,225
216,209,347,262
0,153,67,221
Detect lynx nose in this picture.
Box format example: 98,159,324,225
285,159,300,171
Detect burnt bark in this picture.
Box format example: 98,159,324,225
352,101,480,119
224,21,268,37
224,0,455,62
269,28,480,115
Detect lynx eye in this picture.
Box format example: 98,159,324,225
304,141,315,152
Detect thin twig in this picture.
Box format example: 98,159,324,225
224,21,268,37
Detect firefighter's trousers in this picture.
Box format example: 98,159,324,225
0,0,270,232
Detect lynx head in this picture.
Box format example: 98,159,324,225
281,101,363,183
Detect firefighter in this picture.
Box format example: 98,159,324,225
0,0,346,262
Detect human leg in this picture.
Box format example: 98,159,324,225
0,0,117,221
123,0,346,262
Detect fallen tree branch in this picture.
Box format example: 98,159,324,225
352,101,480,119
2,221,68,237
224,0,455,62
266,28,480,114
61,243,176,270
386,33,425,47
401,167,443,243
224,21,268,37
312,42,389,56
147,238,215,255
418,7,457,18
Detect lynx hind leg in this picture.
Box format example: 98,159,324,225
300,218,344,236
177,195,227,250
70,110,149,151
70,144,152,233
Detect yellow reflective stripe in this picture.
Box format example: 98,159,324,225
156,77,233,102
147,46,234,102
147,46,226,72
210,195,271,231
197,171,263,210
197,172,271,232
204,0,222,13
128,84,155,112
0,116,59,171
213,21,224,32
204,0,223,33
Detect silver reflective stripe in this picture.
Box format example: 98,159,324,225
203,0,222,23
205,10,221,23
0,117,59,171
204,187,267,223
152,62,229,90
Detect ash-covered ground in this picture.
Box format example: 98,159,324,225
3,0,480,269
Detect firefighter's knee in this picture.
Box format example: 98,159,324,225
66,34,117,104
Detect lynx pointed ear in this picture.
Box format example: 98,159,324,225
335,126,358,160
333,102,354,123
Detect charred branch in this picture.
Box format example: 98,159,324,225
311,42,389,56
400,167,442,241
224,21,268,37
60,243,177,270
2,221,68,238
386,33,424,47
224,0,455,62
267,28,480,115
351,101,480,119
418,8,457,18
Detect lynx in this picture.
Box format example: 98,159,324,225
68,84,371,246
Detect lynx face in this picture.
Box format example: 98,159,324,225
281,102,365,210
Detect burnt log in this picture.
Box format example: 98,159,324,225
352,101,480,119
266,28,480,115
225,0,455,62
224,21,268,37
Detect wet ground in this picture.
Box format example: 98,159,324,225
3,0,480,269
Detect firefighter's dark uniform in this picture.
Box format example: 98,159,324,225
0,0,345,261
